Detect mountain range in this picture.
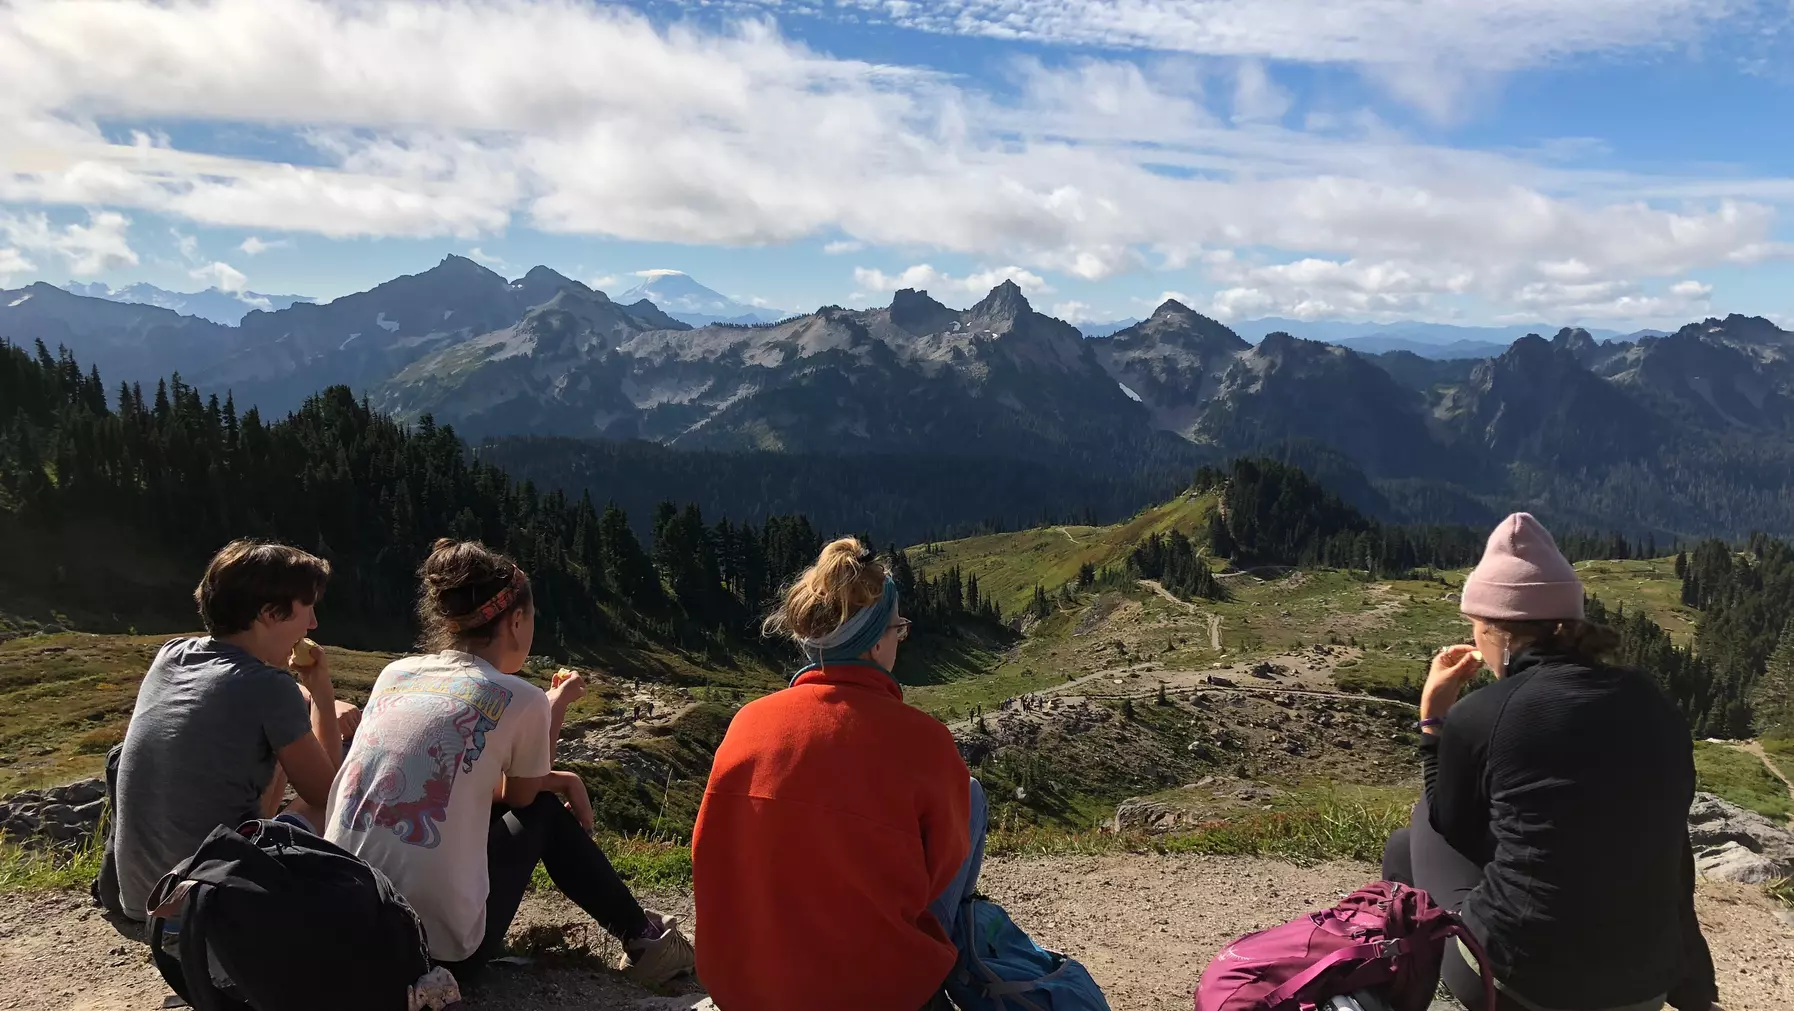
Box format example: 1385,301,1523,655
5,255,1793,538
61,281,313,326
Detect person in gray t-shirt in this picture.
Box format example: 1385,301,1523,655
113,540,351,922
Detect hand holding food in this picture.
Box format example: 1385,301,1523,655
290,637,321,670
548,668,586,707
1423,643,1481,706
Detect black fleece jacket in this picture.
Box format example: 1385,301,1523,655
1421,650,1717,1010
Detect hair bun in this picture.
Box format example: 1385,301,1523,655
431,537,458,553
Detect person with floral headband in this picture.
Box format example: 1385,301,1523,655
325,539,693,986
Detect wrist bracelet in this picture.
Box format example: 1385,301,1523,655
1416,717,1444,731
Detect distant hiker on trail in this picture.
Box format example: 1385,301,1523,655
109,540,354,922
324,538,693,985
1382,513,1721,1011
693,536,988,1011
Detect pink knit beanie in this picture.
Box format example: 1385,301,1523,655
1460,513,1584,622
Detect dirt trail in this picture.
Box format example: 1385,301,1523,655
7,853,1790,1010
1136,580,1224,650
1735,739,1794,824
1056,526,1081,545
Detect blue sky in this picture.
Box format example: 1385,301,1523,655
4,0,1794,329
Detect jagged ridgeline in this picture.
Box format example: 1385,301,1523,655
0,340,994,664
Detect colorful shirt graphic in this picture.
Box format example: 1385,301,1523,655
334,670,515,848
323,652,553,962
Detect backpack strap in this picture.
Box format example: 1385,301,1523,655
175,881,254,1011
1445,924,1497,1011
1260,939,1406,1010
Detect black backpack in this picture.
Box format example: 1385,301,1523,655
145,818,433,1011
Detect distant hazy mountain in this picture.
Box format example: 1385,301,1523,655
1076,318,1140,338
1237,317,1633,346
615,271,792,327
62,281,313,326
1332,335,1517,360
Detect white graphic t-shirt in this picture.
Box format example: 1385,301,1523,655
325,651,552,960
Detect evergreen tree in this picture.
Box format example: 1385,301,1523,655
1751,621,1794,739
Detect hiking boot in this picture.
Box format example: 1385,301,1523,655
619,910,695,986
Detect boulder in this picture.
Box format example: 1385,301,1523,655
46,780,103,806
1687,792,1794,884
1695,841,1788,885
0,777,109,848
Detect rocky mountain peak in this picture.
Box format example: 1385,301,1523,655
970,279,1032,321
889,288,957,335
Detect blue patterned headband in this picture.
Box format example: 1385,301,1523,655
796,574,900,672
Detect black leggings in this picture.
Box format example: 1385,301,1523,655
439,793,653,974
1381,799,1508,1011
1381,802,1664,1011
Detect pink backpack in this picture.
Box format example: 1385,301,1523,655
1194,882,1494,1011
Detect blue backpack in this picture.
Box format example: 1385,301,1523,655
946,896,1111,1011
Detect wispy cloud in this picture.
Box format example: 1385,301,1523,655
238,235,287,255
0,0,1785,323
806,0,1751,71
466,246,507,267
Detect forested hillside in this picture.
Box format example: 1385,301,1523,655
0,340,994,665
480,434,1189,547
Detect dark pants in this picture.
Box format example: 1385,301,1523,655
439,793,652,976
1382,802,1664,1011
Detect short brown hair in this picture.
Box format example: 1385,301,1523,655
763,536,887,641
416,538,534,652
194,540,331,636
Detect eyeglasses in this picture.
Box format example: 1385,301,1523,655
888,618,912,642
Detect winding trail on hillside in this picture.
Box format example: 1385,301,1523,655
1735,739,1794,825
1137,579,1223,649
1056,526,1081,544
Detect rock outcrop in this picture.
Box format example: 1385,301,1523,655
0,779,106,846
1688,792,1794,885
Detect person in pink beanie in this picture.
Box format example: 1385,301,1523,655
1381,513,1721,1011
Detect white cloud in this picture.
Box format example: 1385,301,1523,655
237,235,287,255
813,0,1746,74
1050,300,1098,322
1670,278,1714,298
823,240,865,255
172,229,199,262
634,269,688,278
188,260,248,293
852,264,1054,300
0,0,1785,322
1231,60,1291,124
0,209,138,276
466,246,507,267
589,273,620,291
0,246,36,285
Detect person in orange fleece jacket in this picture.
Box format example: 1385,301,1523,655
693,537,988,1011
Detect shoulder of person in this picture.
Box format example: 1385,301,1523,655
1450,667,1531,721
493,672,550,707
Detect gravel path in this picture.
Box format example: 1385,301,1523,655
5,855,1790,1010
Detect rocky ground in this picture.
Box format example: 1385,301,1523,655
6,851,1791,1011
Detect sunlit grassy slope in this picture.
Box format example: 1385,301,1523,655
910,491,1217,617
